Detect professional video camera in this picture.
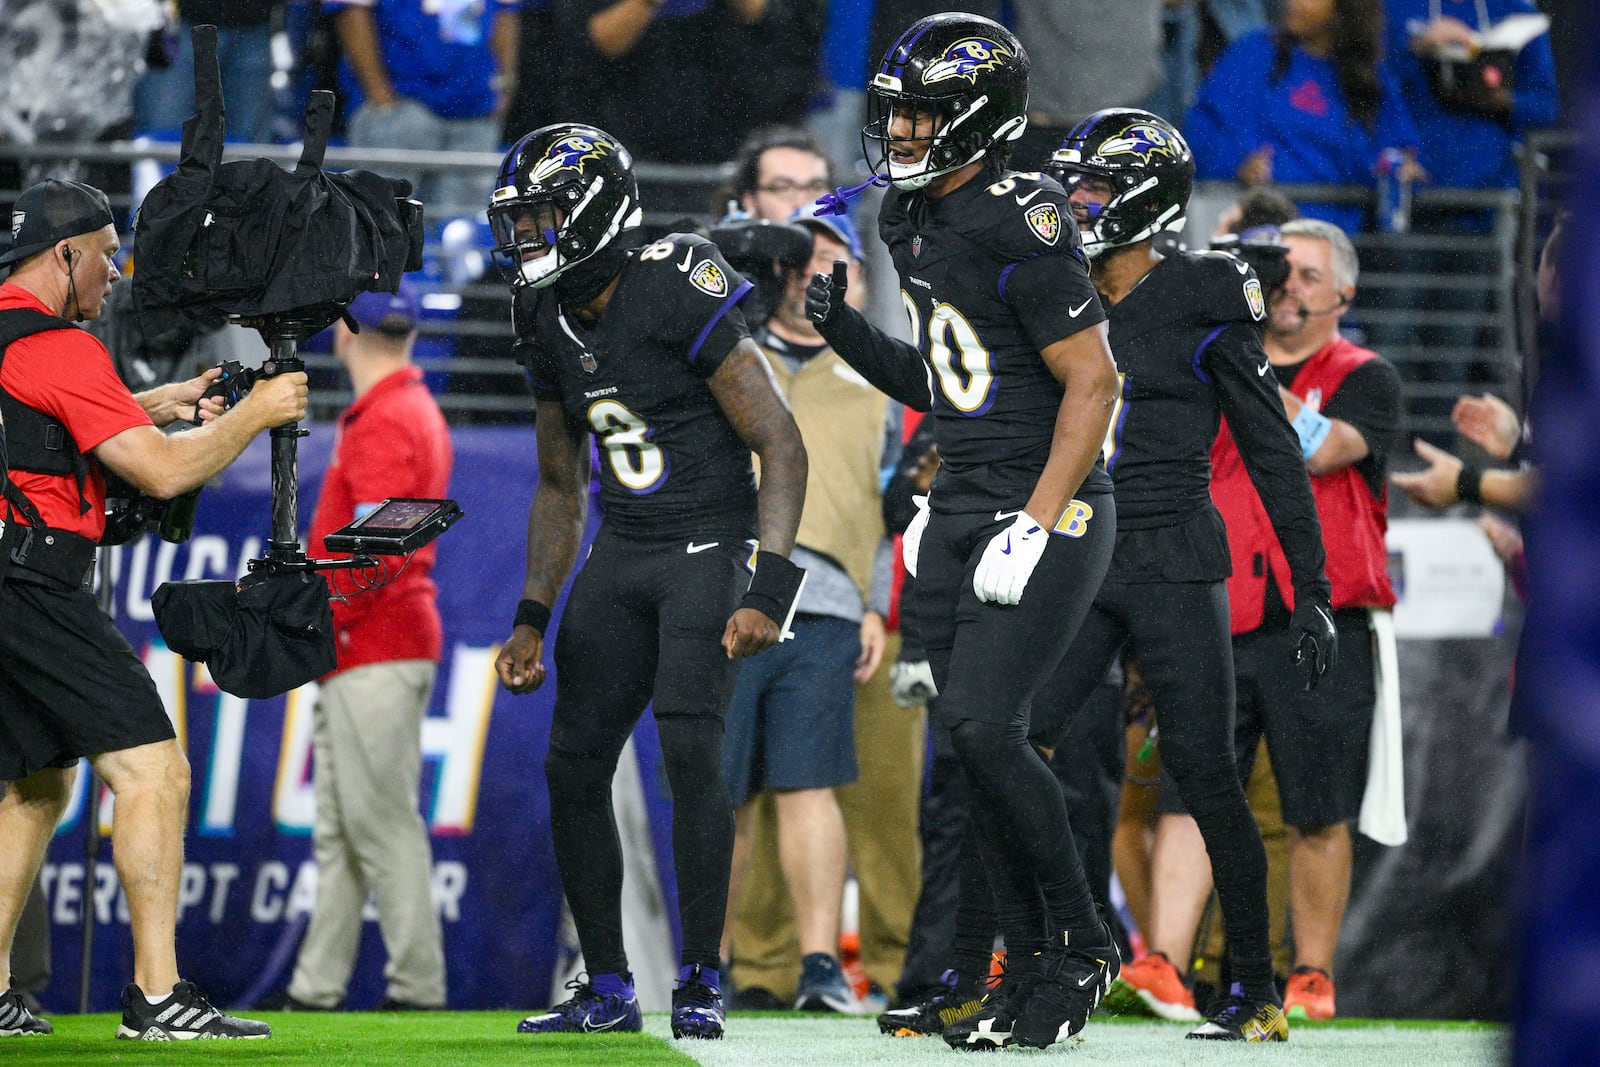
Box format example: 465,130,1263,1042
1211,226,1292,297
131,25,459,699
708,215,814,325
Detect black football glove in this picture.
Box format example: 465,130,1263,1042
805,260,848,328
1289,593,1338,690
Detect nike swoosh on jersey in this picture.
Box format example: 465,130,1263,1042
1068,297,1094,317
687,541,720,553
1257,361,1271,376
1076,972,1097,987
677,247,694,272
994,510,1021,522
1014,189,1043,206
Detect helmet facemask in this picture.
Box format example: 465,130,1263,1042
489,177,641,290
864,86,1023,191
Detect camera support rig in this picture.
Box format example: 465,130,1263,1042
229,304,375,577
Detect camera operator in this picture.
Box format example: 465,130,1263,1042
0,179,306,1041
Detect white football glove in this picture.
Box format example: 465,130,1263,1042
901,494,930,578
973,512,1049,605
890,660,938,708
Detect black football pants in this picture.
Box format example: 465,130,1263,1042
913,495,1116,957
544,528,745,976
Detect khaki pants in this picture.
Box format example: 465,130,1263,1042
288,660,447,1007
730,634,926,997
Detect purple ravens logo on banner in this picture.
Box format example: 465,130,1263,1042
529,135,616,185
922,38,1014,86
1026,202,1061,246
690,259,729,297
1095,123,1181,165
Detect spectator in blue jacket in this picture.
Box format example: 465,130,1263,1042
1184,0,1420,233
326,0,521,217
1386,0,1559,192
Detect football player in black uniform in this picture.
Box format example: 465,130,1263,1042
1028,108,1339,1042
489,123,808,1042
806,14,1123,1051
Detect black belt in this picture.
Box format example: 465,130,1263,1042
4,523,96,590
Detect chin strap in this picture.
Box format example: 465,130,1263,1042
812,173,891,217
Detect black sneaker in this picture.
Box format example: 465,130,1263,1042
794,953,859,1014
877,970,988,1037
671,965,725,1040
117,982,272,1040
1187,983,1289,1042
0,988,52,1036
1011,921,1121,1048
942,958,1039,1051
255,990,339,1011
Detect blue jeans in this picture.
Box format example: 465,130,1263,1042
133,21,274,144
346,99,500,220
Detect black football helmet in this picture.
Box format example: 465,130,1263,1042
488,123,643,290
863,13,1029,191
1047,108,1194,259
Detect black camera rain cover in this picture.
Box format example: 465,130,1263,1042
132,24,422,351
152,569,336,699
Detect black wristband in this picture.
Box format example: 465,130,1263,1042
1456,462,1485,505
514,598,551,634
740,551,806,625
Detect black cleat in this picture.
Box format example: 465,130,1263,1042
117,982,271,1040
0,988,52,1036
1011,920,1121,1048
671,965,725,1040
877,972,988,1037
1187,984,1289,1042
942,959,1039,1051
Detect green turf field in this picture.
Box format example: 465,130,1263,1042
3,1011,1504,1065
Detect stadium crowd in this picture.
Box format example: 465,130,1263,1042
0,0,1578,1055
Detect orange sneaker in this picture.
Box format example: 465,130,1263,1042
1105,952,1200,1021
1284,966,1335,1021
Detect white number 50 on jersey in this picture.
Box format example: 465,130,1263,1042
901,292,995,414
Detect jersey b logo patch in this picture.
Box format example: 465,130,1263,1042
1053,499,1094,538
689,260,729,298
1243,277,1266,321
1026,203,1061,246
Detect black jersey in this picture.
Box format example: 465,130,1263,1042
878,167,1112,514
516,233,758,540
1103,249,1326,592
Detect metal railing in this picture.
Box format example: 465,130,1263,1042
0,139,1550,438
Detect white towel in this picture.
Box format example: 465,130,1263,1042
1359,609,1408,845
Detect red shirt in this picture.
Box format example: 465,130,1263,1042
308,365,453,674
0,283,152,540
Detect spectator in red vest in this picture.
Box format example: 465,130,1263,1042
1140,217,1403,1023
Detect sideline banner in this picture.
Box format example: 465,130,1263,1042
38,426,681,1012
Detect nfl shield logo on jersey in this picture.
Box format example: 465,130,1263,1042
1026,203,1061,246
1244,277,1266,321
912,234,923,258
690,260,729,297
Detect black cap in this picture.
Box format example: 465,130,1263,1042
0,180,115,268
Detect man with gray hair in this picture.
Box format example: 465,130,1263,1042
1148,215,1403,1022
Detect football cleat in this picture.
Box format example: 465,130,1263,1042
1187,984,1289,1042
1012,921,1121,1048
518,976,642,1034
1284,966,1336,1021
671,965,725,1040
116,982,270,1040
942,958,1040,1051
1104,951,1202,1021
877,971,987,1037
0,989,52,1036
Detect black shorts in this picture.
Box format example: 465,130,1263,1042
549,527,747,759
1159,609,1375,826
0,575,174,781
914,492,1116,733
